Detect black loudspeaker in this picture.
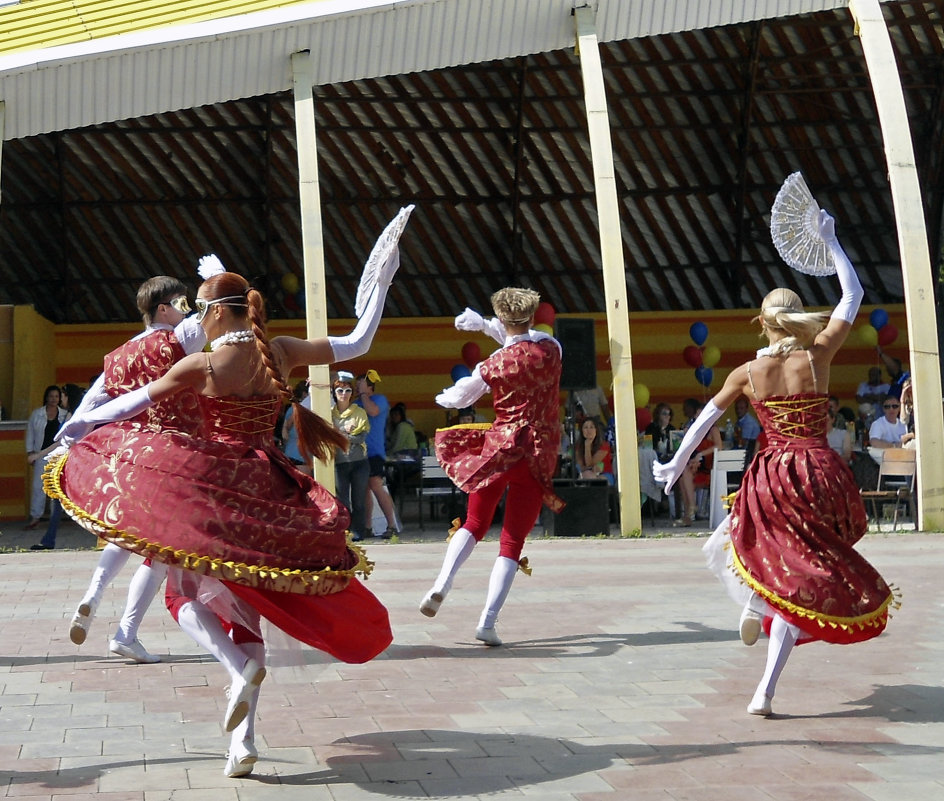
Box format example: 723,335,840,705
556,318,597,391
543,479,611,536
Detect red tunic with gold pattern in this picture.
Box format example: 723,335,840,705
729,394,894,645
48,390,391,664
435,337,563,511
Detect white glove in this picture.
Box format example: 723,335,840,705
329,248,398,363
455,307,506,345
54,385,155,446
436,366,489,409
652,399,724,492
821,210,863,324
174,315,208,355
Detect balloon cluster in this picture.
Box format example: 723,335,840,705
449,302,557,383
858,308,898,348
681,321,720,387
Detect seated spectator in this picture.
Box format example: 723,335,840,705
868,394,907,463
387,402,419,457
899,379,916,449
826,408,853,464
734,395,761,459
856,366,890,407
645,403,676,463
575,416,614,485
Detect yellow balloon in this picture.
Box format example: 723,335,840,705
702,344,721,368
633,383,650,408
858,324,878,347
281,272,300,294
535,323,554,335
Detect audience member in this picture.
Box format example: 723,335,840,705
387,402,418,456
30,384,87,550
868,394,907,463
281,379,312,476
25,385,68,530
899,379,916,448
356,370,398,538
573,384,610,425
856,366,889,407
675,402,722,526
331,371,370,542
575,416,614,485
876,345,910,399
734,395,761,456
826,408,853,464
645,403,676,463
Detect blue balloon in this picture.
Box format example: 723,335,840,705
869,308,889,330
689,321,709,346
694,366,713,387
450,364,472,382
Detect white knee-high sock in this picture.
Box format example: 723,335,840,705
231,640,265,745
82,544,132,606
756,614,800,699
176,601,249,681
431,528,477,596
114,561,168,644
477,556,519,630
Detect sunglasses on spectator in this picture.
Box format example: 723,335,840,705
335,388,353,394
883,403,899,409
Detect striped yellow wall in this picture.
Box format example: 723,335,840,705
0,0,329,55
52,304,908,438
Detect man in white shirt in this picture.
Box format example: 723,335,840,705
868,394,907,464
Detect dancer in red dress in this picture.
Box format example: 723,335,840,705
49,243,403,775
654,211,896,716
65,276,206,663
419,287,563,646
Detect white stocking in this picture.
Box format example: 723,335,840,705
176,601,249,681
81,544,132,606
431,528,477,597
477,556,518,630
114,561,168,645
230,640,266,745
755,614,800,700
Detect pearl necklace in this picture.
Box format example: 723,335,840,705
210,330,254,351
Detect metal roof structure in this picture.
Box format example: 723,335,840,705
1,0,942,324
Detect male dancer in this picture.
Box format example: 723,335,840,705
420,287,562,645
65,275,206,662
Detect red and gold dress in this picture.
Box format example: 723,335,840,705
727,394,895,645
47,392,391,664
434,338,563,512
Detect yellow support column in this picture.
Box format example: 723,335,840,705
849,0,944,530
574,7,641,535
291,50,335,493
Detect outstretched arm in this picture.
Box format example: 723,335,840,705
813,211,863,359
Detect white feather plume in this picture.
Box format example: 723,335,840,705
197,254,226,280
354,205,415,317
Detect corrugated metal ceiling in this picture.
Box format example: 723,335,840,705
0,1,941,325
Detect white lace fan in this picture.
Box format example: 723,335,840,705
770,172,835,276
354,205,415,317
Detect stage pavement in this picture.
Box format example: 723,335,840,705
1,514,942,800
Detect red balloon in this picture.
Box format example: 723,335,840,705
461,341,481,368
877,323,898,347
534,302,556,327
635,407,652,431
682,345,703,367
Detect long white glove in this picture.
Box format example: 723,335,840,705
329,248,400,362
652,399,724,492
54,385,155,447
454,307,506,345
174,315,208,355
436,366,489,409
821,211,863,324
